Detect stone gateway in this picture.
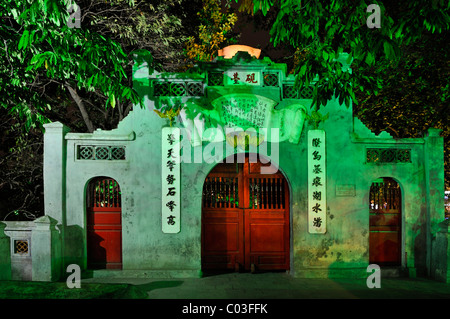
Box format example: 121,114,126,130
2,46,447,282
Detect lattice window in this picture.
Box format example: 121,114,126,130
203,177,239,208
370,179,401,210
95,146,110,160
283,85,298,99
263,73,279,87
367,148,411,163
153,82,170,96
299,86,314,99
187,82,204,96
248,177,286,209
79,145,94,160
88,178,121,208
170,82,186,96
14,240,29,255
111,147,126,160
77,145,126,161
208,72,224,86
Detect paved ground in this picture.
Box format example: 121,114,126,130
81,271,450,299
2,272,447,317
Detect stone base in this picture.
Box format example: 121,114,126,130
292,267,412,279
83,269,202,279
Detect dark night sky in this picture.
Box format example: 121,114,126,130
229,3,295,64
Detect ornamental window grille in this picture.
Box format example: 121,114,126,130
187,82,204,96
263,72,279,87
77,145,126,160
153,81,204,97
283,85,298,99
14,240,29,255
369,179,401,211
203,177,239,208
88,177,121,208
153,82,170,96
170,82,186,96
367,148,411,163
299,86,314,99
248,177,286,209
208,72,224,86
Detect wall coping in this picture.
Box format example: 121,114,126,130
65,131,135,141
3,221,35,231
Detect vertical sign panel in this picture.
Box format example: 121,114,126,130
162,127,180,233
308,130,326,234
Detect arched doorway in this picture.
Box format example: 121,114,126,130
369,177,402,266
201,155,290,272
86,177,122,269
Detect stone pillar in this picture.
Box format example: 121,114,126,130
43,122,69,279
424,128,445,276
0,222,11,280
32,216,62,281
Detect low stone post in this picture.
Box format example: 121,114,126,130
32,216,62,281
0,222,11,280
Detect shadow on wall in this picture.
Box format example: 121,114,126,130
413,220,428,277
87,232,107,269
63,225,85,270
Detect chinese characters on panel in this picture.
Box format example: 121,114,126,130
161,127,180,233
226,71,260,86
308,130,326,234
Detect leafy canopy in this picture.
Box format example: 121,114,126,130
0,0,143,131
237,0,450,109
186,0,238,62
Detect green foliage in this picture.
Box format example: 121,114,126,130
186,0,238,62
305,110,329,130
0,0,144,132
354,31,450,189
239,0,450,110
0,0,198,219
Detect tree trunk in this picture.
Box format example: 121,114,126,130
65,83,95,133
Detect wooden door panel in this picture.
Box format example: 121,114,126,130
249,224,285,252
370,211,400,227
202,209,244,270
369,232,400,264
203,222,240,251
246,209,289,270
87,208,122,269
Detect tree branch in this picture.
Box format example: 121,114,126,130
65,83,95,133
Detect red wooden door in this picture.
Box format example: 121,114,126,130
369,179,401,266
202,158,289,271
87,178,122,270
